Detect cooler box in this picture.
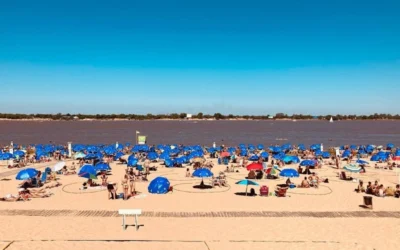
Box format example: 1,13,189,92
260,185,269,196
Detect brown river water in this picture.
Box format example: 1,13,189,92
0,120,399,147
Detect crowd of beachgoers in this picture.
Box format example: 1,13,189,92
1,142,400,202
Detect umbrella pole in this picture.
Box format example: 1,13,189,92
246,184,248,196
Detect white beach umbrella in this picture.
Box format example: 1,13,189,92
53,161,66,172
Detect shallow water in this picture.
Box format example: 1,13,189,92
0,120,399,147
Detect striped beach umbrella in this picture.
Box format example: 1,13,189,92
344,164,361,173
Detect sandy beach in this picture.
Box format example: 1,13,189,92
1,155,399,250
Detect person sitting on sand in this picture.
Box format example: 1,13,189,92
355,180,365,193
366,182,373,194
185,168,191,177
395,185,400,198
297,166,303,174
385,186,395,197
360,165,366,173
376,184,385,197
310,173,319,188
298,177,310,188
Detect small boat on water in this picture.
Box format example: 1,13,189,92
292,119,297,122
329,117,333,123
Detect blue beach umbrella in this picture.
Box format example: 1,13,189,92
279,168,299,178
322,152,331,159
260,152,269,159
0,152,15,160
257,144,264,150
193,168,213,178
164,158,175,168
16,168,38,180
300,160,315,167
147,152,159,161
13,150,25,157
78,164,97,179
127,156,138,167
356,159,369,165
114,152,124,160
94,162,111,171
148,177,170,194
249,155,259,161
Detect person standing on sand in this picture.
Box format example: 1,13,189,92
335,155,340,169
121,175,129,200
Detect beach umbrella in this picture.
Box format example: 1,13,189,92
164,158,175,168
356,159,369,165
74,152,86,159
193,168,213,178
94,162,111,171
0,152,15,160
260,152,269,158
344,164,361,173
114,152,124,160
147,152,158,161
53,161,65,172
220,152,230,158
342,150,351,158
322,152,331,159
45,167,52,173
300,160,315,167
279,168,299,178
246,163,263,171
235,179,259,196
16,168,38,180
192,168,213,187
257,144,264,150
13,150,25,157
249,155,259,161
78,164,97,179
298,144,306,151
387,143,395,150
148,177,170,194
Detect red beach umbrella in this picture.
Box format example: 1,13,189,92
246,163,263,171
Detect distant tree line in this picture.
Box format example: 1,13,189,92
0,112,399,120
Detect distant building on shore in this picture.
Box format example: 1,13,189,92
73,116,79,120
268,115,274,119
186,114,192,120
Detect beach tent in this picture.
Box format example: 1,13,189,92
78,164,97,179
148,177,170,194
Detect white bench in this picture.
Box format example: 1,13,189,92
118,209,142,231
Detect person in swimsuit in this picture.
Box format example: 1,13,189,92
128,169,136,195
101,173,108,186
121,174,129,200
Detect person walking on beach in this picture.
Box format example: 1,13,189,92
335,155,340,169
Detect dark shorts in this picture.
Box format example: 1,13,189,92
107,184,114,190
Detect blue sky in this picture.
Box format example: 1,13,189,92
0,0,399,115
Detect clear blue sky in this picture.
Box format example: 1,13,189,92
0,0,399,115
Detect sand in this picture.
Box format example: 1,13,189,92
0,157,399,249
